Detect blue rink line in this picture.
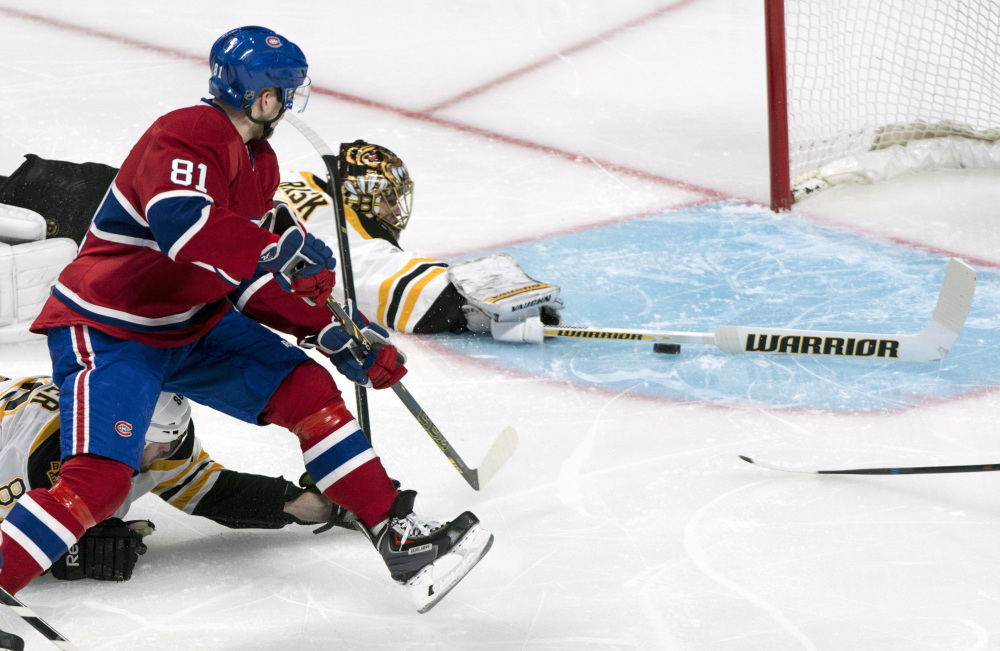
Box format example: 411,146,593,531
431,201,1000,411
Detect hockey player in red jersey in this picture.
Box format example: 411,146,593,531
0,26,491,613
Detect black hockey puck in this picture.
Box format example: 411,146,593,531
653,343,681,355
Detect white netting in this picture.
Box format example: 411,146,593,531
785,0,1000,197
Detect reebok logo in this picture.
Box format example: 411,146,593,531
66,544,80,567
259,245,279,264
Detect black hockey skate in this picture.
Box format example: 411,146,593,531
0,629,23,651
370,490,493,613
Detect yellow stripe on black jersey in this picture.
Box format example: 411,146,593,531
378,258,448,329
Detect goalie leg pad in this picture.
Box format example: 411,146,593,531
0,238,76,328
448,253,561,323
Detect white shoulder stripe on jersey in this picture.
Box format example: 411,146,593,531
233,274,273,311
111,183,149,227
192,261,240,286
54,282,210,327
88,222,160,251
144,190,214,262
144,188,214,216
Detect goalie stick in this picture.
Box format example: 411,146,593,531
0,586,77,650
324,296,518,490
544,258,976,363
739,455,1000,476
283,113,372,441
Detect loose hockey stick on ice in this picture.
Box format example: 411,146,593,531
0,587,77,650
739,455,1000,476
324,296,518,490
283,113,373,441
544,258,976,362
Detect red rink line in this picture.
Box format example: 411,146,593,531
424,0,702,113
0,5,729,205
3,5,993,269
0,6,205,63
794,208,1000,271
438,196,723,260
300,87,730,202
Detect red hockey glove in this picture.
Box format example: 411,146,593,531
312,301,408,389
258,205,336,303
363,344,408,390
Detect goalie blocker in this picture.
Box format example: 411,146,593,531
449,253,563,344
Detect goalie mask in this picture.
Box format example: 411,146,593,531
338,140,413,238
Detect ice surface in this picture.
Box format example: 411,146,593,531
1,1,999,649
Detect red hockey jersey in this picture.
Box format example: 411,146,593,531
32,102,279,346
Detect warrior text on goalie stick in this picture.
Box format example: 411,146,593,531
544,258,975,363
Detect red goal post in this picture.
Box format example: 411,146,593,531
766,0,1000,212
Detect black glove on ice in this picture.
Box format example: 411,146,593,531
51,518,153,581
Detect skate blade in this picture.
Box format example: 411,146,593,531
406,524,494,614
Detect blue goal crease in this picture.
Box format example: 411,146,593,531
433,201,999,411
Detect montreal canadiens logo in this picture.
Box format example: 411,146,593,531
115,421,134,437
266,36,282,48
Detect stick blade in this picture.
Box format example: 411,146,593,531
897,257,977,362
474,427,518,489
931,258,977,336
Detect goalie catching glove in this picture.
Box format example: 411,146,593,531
50,518,154,582
309,300,407,390
449,253,563,344
258,203,336,304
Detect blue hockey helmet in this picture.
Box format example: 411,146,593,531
208,26,310,113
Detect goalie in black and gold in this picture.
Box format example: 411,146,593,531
273,140,565,342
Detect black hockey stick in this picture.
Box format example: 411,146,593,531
0,587,77,650
739,455,1000,475
324,296,517,490
283,114,372,441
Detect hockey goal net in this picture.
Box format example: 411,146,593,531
766,0,1000,211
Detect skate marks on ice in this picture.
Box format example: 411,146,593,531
673,468,1000,649
436,201,1000,411
683,480,818,650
